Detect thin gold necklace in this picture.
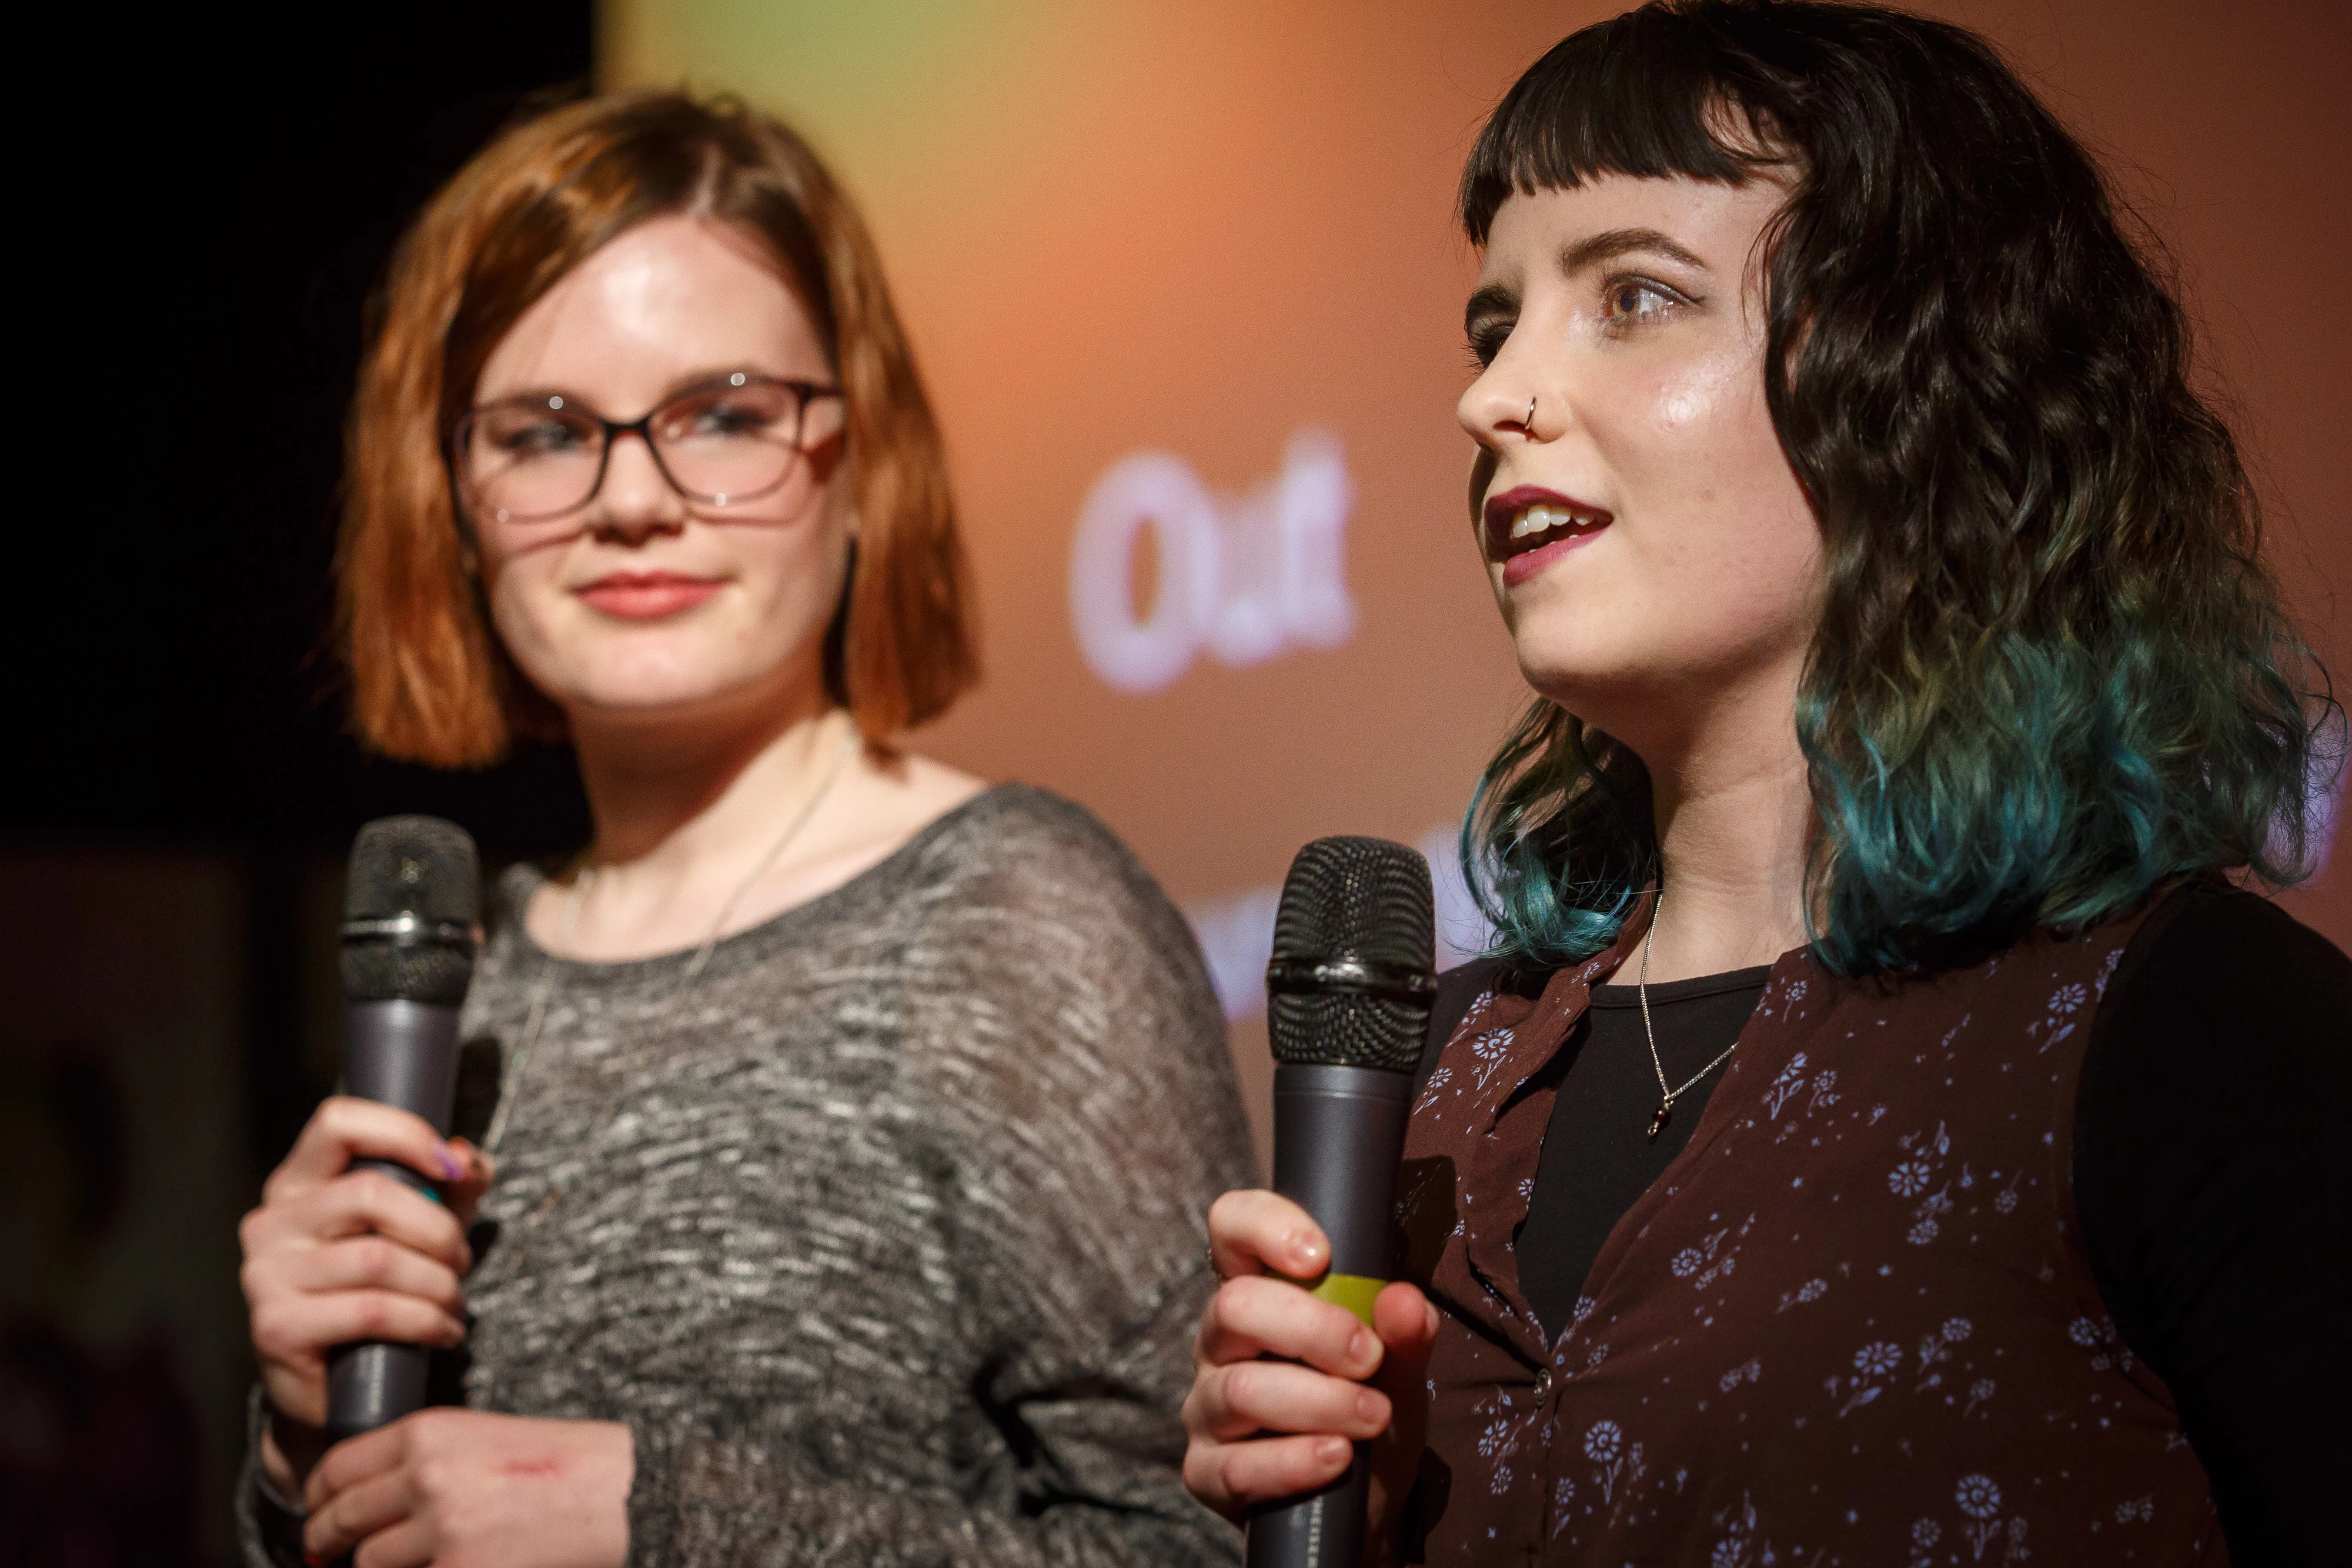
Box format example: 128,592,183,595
482,720,857,1155
1636,889,1741,1142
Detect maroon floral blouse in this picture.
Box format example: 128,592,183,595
1393,895,2223,1565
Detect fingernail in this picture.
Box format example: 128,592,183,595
436,1145,464,1181
419,1185,444,1205
1318,1436,1351,1464
1355,1388,1385,1424
1290,1229,1324,1266
1349,1328,1376,1366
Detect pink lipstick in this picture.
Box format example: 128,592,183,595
576,571,723,619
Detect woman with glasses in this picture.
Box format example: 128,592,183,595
1181,2,2346,1563
234,92,1252,1568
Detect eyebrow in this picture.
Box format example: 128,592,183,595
1559,227,1709,276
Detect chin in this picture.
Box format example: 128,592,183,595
531,650,791,721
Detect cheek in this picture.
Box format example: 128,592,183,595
477,540,563,654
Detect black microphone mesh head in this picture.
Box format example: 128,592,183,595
342,816,480,1005
1267,836,1435,1072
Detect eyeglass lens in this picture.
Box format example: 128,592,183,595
458,379,815,522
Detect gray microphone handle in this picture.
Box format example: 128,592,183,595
1246,1063,1414,1568
325,998,464,1445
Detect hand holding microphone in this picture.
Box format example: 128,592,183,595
238,817,493,1495
1181,838,1442,1567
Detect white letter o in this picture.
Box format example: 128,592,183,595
1068,453,1213,693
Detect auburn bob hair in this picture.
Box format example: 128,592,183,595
340,91,977,766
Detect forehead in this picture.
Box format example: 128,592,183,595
477,213,828,403
1475,174,1788,288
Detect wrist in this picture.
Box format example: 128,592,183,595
260,1401,329,1501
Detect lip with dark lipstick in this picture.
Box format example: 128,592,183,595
1483,484,1615,586
576,570,724,619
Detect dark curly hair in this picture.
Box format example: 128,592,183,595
1458,0,2336,974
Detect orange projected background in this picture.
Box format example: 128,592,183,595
604,0,2351,1143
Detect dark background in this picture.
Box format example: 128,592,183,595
6,9,591,1560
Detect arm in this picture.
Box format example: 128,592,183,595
623,794,1260,1567
231,1099,491,1567
2075,887,2352,1567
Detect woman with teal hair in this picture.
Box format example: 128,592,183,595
1180,2,2347,1563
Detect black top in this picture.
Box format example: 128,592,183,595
1417,884,2351,1564
1512,965,1773,1338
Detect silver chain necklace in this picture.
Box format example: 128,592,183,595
481,721,857,1155
1636,888,1741,1142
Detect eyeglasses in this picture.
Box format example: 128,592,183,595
450,373,844,524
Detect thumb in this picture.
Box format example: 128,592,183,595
1372,1282,1439,1363
444,1138,497,1223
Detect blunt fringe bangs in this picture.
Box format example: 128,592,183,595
1457,0,2338,976
341,90,977,767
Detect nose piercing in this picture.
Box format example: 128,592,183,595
1525,396,1538,430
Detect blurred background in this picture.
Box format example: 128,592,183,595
8,1,2346,1559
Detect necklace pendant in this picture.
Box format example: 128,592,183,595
1646,1102,1671,1141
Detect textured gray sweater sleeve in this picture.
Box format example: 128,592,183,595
235,786,1254,1568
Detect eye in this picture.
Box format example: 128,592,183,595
1597,276,1692,329
493,416,591,456
1465,315,1515,370
659,383,791,442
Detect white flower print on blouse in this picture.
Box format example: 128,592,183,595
1583,1419,1645,1505
1915,1316,1973,1392
1763,1052,1811,1118
1952,1473,2032,1560
1889,1120,1959,1244
1664,1216,1751,1291
2067,1312,2135,1374
1466,1025,1516,1094
1826,1339,1904,1415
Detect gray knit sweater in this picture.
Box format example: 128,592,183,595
239,785,1254,1566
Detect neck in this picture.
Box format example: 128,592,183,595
1609,674,1816,985
567,659,840,879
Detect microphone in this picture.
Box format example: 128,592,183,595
325,815,481,1445
1248,837,1436,1568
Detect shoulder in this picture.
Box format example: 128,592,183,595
2097,882,2351,1061
912,783,1172,910
2076,884,2351,1217
491,861,546,930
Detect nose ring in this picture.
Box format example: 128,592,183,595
1525,395,1538,431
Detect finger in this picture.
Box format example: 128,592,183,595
441,1138,497,1226
1185,1433,1355,1516
267,1097,463,1203
253,1289,466,1372
305,1463,413,1560
352,1517,435,1568
285,1234,467,1313
306,1420,408,1513
1207,1189,1328,1282
1188,1358,1392,1443
300,1171,474,1273
1197,1275,1383,1378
